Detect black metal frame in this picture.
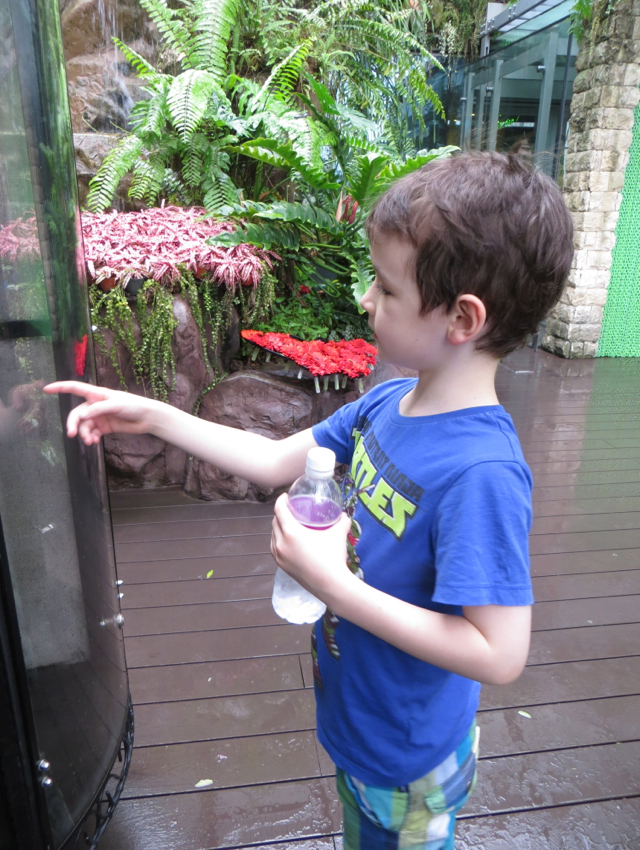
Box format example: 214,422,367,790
63,698,134,850
0,512,53,850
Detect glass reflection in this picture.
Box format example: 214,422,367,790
0,0,129,844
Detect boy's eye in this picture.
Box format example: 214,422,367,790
375,280,390,295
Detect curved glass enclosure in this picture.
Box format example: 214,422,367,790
0,0,130,845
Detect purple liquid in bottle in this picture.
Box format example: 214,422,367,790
288,494,342,530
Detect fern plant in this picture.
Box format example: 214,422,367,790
87,0,249,212
212,93,457,314
87,0,450,212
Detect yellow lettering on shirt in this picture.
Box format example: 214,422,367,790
385,491,418,539
360,476,393,517
360,476,418,539
352,444,377,492
349,433,419,539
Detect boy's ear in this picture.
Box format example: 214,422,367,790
447,295,487,346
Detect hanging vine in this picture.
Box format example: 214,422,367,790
134,282,180,400
238,269,277,326
179,270,215,375
90,285,139,388
90,267,276,401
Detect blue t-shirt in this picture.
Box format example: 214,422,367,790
311,378,533,787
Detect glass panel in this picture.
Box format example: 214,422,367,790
455,17,576,175
491,0,574,50
0,0,128,845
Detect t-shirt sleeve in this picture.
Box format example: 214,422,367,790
312,396,367,465
432,461,534,607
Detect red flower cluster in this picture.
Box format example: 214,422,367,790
242,330,377,378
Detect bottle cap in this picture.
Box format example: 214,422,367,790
305,447,336,479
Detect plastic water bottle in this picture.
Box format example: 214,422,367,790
271,447,343,624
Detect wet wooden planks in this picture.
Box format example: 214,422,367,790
99,349,640,850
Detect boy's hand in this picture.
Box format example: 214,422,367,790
271,494,353,601
43,382,160,445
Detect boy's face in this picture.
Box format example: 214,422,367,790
362,234,451,372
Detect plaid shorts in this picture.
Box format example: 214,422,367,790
337,723,479,850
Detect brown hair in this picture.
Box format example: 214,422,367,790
366,149,574,357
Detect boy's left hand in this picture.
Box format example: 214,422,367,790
271,494,353,601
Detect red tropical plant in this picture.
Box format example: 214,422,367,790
241,330,377,390
0,206,278,290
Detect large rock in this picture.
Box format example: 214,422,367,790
184,361,416,501
60,0,158,134
95,295,211,489
185,371,325,502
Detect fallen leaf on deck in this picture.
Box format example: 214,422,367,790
206,570,214,578
518,710,532,719
195,779,213,788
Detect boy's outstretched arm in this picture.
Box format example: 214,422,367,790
271,495,531,686
43,382,317,489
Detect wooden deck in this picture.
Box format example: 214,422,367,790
99,349,640,850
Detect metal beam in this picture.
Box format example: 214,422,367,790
535,30,559,155
487,59,504,151
461,71,475,149
480,0,554,36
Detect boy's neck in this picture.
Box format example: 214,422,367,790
398,354,500,418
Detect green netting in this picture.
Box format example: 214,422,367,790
598,98,640,356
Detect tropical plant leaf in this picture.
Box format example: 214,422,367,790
182,138,205,187
371,145,458,200
209,220,301,251
303,74,339,116
255,39,313,105
253,201,343,235
188,0,241,79
234,138,339,193
202,153,239,212
167,69,217,141
137,0,192,64
346,151,390,205
87,136,144,211
112,37,161,80
128,155,166,203
143,83,172,135
350,256,374,310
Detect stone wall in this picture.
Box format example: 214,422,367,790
542,0,640,358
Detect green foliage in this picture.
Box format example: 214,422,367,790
87,0,462,355
428,0,487,61
189,0,242,80
90,285,139,387
87,136,145,212
212,143,456,319
135,281,180,399
87,0,449,212
90,270,276,398
569,0,619,45
252,278,371,342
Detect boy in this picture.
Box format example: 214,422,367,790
45,149,574,849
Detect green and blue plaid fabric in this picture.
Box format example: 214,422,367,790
337,723,479,850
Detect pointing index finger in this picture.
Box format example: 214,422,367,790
44,381,111,402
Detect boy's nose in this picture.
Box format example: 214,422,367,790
360,283,375,313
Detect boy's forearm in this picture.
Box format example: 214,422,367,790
323,571,530,686
148,402,316,489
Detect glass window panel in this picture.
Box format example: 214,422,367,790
0,0,129,844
